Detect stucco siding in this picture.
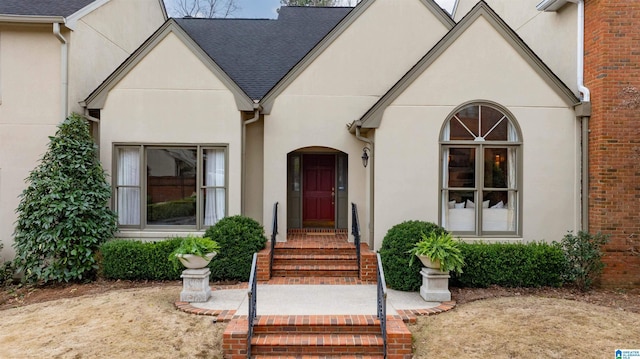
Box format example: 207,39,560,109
455,0,578,97
68,0,165,114
99,31,242,240
372,14,580,249
0,26,62,258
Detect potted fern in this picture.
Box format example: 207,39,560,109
169,235,220,269
408,232,465,274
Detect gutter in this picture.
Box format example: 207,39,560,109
241,104,261,215
53,22,69,122
352,121,375,249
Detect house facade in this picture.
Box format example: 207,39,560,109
0,0,167,259
3,0,638,287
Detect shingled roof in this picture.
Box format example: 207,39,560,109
175,6,352,100
0,0,96,17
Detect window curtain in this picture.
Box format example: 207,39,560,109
507,124,518,231
442,123,451,229
204,149,225,226
117,148,140,225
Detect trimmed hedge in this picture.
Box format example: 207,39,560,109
379,220,448,291
451,242,566,288
204,215,267,281
100,238,183,280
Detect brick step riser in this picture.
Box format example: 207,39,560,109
273,259,357,266
250,346,384,356
271,270,359,277
253,355,384,359
273,252,356,257
253,326,382,335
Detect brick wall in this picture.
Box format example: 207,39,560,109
585,0,640,286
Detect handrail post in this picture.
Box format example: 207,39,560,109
247,253,258,358
270,202,278,276
376,253,387,358
351,203,361,277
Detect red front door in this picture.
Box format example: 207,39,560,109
302,154,335,227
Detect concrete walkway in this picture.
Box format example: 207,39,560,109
189,284,441,316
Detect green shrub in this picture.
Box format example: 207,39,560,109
555,231,609,291
204,215,267,281
0,243,14,286
451,242,566,288
13,114,117,283
100,238,183,280
379,221,447,291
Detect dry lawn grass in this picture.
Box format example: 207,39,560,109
0,286,224,359
410,296,640,359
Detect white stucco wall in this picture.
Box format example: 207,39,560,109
68,0,166,114
99,31,243,240
263,0,452,244
372,15,580,249
0,25,62,259
455,0,578,97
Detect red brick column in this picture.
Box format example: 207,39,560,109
256,246,271,281
222,317,248,359
585,0,640,286
359,243,378,282
386,317,413,359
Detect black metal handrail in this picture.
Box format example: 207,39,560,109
376,253,387,358
247,253,258,358
351,203,361,276
270,202,278,275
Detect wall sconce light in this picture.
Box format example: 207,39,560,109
361,147,371,168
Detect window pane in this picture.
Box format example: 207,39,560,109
445,190,475,232
146,148,197,225
203,149,226,226
481,106,508,140
484,148,508,188
116,147,140,225
448,148,475,188
482,191,515,231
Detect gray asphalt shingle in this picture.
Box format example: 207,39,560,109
0,0,96,17
175,6,352,100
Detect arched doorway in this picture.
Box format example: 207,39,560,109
287,147,348,232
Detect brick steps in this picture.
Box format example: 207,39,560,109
253,355,383,359
271,236,359,279
250,315,384,357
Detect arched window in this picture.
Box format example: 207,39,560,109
440,103,521,236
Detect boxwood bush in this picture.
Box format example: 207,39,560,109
204,215,267,281
379,220,448,291
100,238,183,280
451,242,566,288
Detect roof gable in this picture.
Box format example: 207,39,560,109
83,19,255,111
175,6,351,101
358,0,579,129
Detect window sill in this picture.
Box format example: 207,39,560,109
115,229,206,241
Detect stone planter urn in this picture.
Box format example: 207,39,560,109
416,255,451,302
178,252,216,303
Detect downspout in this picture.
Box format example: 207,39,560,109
241,104,261,215
576,0,591,232
53,23,69,121
354,121,375,249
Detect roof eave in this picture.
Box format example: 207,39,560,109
0,14,65,24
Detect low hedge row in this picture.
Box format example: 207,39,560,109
451,242,565,288
100,238,183,280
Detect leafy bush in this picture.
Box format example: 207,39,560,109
451,242,566,288
0,243,14,286
555,231,609,291
204,216,267,281
13,114,117,283
408,232,465,274
100,239,183,280
379,221,447,291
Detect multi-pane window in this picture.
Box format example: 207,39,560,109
114,145,226,229
441,104,521,235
